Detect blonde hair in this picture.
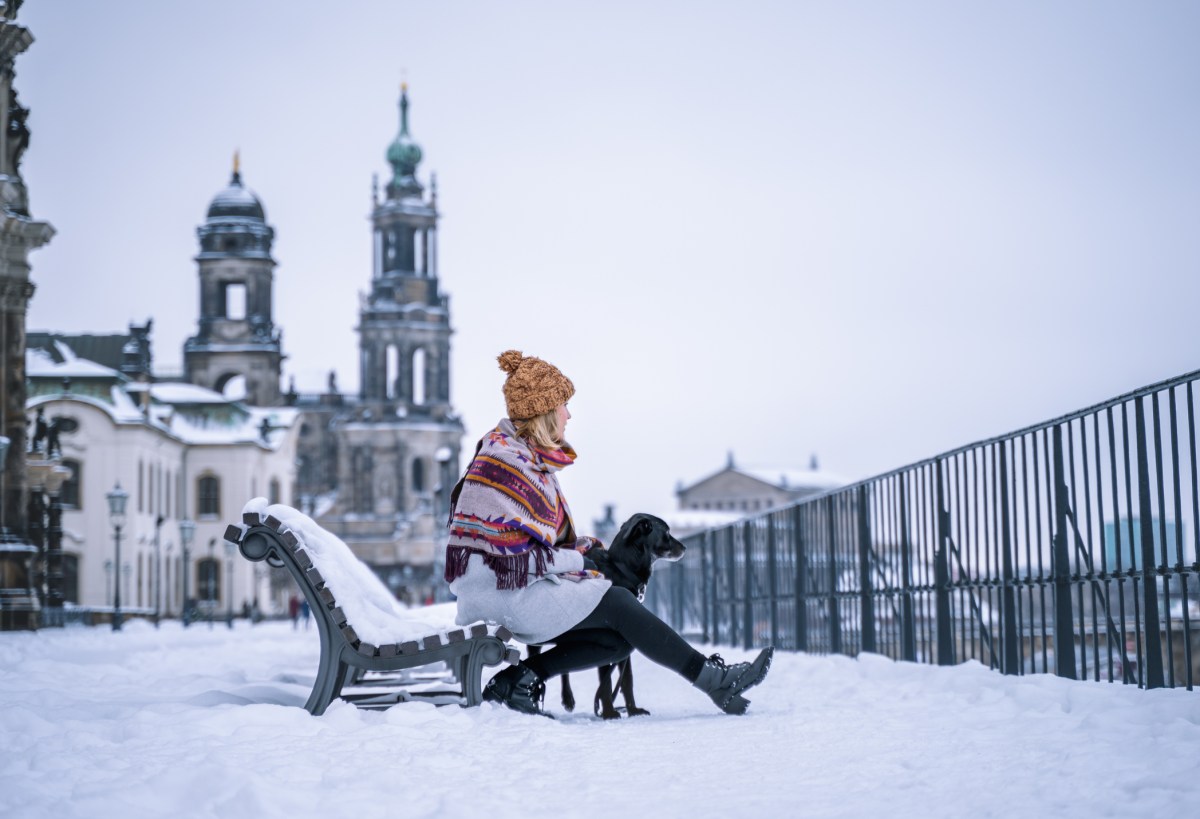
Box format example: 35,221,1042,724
514,407,563,450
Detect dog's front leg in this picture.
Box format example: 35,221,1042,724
617,659,650,717
561,672,575,712
593,664,621,719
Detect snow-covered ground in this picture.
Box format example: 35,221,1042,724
2,617,1198,819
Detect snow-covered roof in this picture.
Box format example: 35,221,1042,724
659,509,746,532
26,345,121,379
738,467,848,491
144,382,231,405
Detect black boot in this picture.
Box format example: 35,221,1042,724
483,663,552,717
692,648,774,715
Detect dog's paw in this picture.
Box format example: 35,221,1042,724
625,706,651,717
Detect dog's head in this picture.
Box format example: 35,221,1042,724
610,513,686,567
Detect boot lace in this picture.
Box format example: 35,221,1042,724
707,653,732,671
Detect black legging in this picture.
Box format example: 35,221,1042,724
522,586,706,682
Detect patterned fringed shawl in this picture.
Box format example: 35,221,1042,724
445,419,584,590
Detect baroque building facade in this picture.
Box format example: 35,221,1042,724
22,86,461,618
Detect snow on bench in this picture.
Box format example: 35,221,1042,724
225,498,518,714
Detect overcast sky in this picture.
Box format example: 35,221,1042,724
18,1,1200,530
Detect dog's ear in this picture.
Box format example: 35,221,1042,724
633,517,653,538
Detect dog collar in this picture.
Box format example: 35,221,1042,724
636,583,646,603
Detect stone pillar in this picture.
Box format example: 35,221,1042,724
0,4,55,630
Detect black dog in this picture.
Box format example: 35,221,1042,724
539,513,686,719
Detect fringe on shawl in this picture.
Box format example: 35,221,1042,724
443,543,555,589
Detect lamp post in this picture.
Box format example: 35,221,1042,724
163,540,173,616
0,435,9,534
179,519,195,626
434,446,454,604
225,540,234,629
104,559,113,606
105,483,128,631
152,516,164,628
207,537,215,630
42,464,69,627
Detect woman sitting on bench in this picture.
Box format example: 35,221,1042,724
444,350,772,717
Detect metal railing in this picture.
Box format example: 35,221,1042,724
645,369,1200,690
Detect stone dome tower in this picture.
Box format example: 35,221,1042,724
183,154,284,405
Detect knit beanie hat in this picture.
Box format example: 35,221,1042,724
498,350,575,421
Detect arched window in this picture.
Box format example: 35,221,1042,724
197,557,221,607
62,554,79,604
386,345,399,400
197,475,221,518
61,459,82,509
352,449,373,513
411,458,425,494
412,348,426,405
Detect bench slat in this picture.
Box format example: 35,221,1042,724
494,626,513,642
358,643,377,657
264,514,283,531
318,587,335,607
504,648,521,665
281,529,299,548
293,549,314,570
468,624,488,639
341,624,360,645
223,525,243,545
329,607,347,626
242,512,260,526
305,567,325,587
379,644,398,658
421,634,443,651
400,640,420,655
446,629,465,643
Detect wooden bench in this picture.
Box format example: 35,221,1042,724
225,502,519,715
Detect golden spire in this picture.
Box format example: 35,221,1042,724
233,149,240,176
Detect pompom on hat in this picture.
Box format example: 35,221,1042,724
498,350,575,421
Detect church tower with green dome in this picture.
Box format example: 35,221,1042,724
183,155,284,406
316,85,463,583
357,84,452,408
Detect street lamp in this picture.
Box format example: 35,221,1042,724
0,435,9,534
105,482,129,631
225,540,235,629
179,519,195,626
152,516,164,628
207,537,216,630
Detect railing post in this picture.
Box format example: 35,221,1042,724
826,495,842,655
934,459,955,665
767,511,780,647
1134,397,1165,689
794,504,809,652
898,473,917,662
999,442,1020,674
1051,424,1078,680
743,520,754,650
857,484,877,654
672,548,686,631
700,530,710,644
726,526,738,646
